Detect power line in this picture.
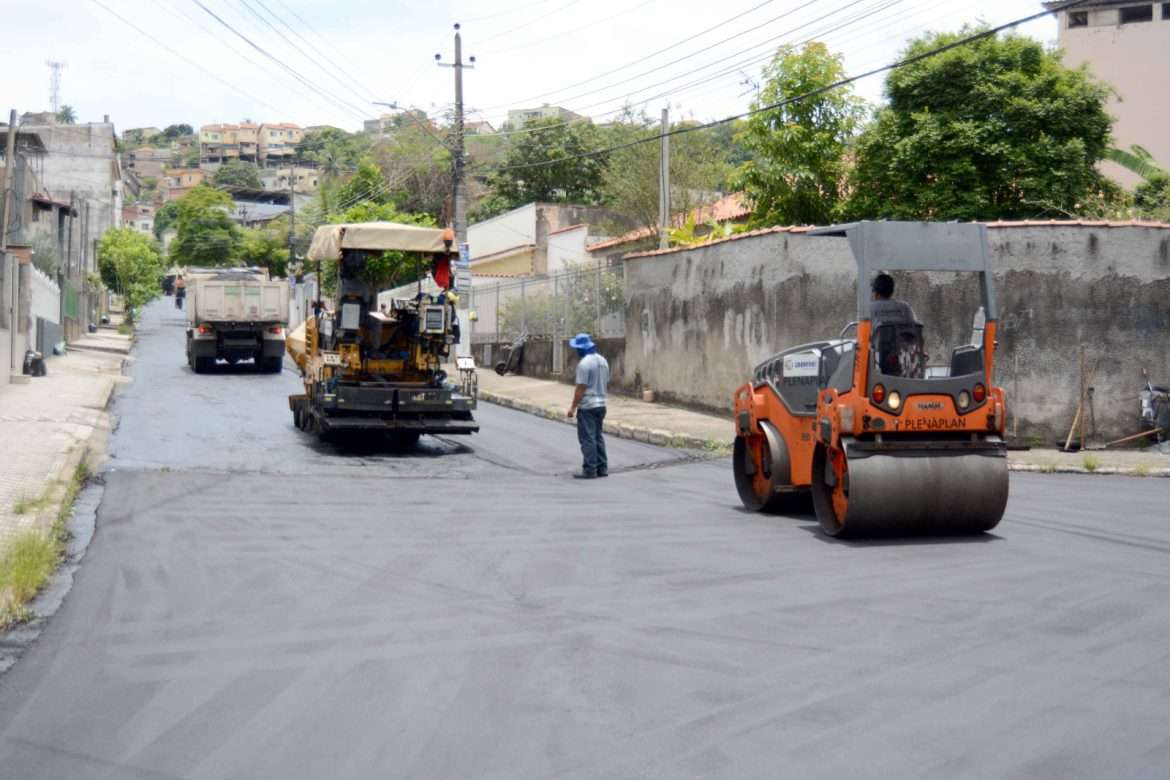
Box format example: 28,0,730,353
471,0,896,141
189,0,373,121
263,0,376,100
86,0,285,114
475,0,584,45
477,0,778,112
234,0,375,110
478,0,656,56
474,0,1091,176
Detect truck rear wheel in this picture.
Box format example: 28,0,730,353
261,357,283,374
193,357,215,374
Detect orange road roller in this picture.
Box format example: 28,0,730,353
733,221,1009,536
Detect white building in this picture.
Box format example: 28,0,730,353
1047,0,1170,186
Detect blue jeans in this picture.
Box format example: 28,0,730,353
576,406,607,476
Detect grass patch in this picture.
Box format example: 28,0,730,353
703,438,733,456
12,492,52,515
1040,463,1057,474
1134,462,1151,477
117,322,132,336
1082,454,1100,472
0,459,91,629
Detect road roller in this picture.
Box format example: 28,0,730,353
732,221,1009,536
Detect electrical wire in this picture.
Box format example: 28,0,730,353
473,0,1091,176
190,0,374,121
86,0,284,114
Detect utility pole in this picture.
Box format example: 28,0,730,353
437,24,475,357
659,107,670,250
3,109,19,379
287,174,295,270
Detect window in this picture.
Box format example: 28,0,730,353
1120,4,1153,23
1163,2,1169,18
1068,10,1088,26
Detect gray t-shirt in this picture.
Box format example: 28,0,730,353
575,352,609,410
870,298,917,326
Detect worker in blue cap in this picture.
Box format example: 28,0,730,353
567,332,609,479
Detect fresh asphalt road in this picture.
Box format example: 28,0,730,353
0,300,1167,779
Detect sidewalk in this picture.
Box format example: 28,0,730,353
475,370,1170,476
0,327,131,539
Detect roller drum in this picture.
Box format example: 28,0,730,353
813,447,1008,536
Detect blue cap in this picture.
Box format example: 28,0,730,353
568,332,595,351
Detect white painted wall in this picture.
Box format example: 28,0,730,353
546,225,589,273
31,267,60,325
468,204,535,260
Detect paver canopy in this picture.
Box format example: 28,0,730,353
307,222,452,260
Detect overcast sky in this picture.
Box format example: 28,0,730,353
3,0,1056,133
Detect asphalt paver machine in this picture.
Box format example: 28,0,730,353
287,222,478,441
733,221,1009,536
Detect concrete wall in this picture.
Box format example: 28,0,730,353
547,225,588,273
21,122,121,277
622,224,1170,442
29,266,60,351
473,337,626,387
1054,4,1170,187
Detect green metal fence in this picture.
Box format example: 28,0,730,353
62,279,80,322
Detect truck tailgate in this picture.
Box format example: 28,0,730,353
194,281,288,322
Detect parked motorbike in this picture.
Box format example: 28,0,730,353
1140,370,1170,443
495,331,529,376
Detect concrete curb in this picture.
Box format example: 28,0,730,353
1008,463,1170,477
479,391,1168,475
29,368,121,533
478,390,726,451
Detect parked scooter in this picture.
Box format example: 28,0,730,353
495,331,529,376
1140,369,1170,443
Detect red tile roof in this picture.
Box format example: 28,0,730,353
548,223,588,236
587,193,751,252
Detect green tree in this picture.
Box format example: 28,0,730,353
736,42,865,226
169,185,241,266
317,201,436,295
334,161,393,208
97,228,165,320
599,110,732,234
487,117,606,208
373,125,452,218
1135,173,1170,219
56,105,77,124
212,159,263,190
153,201,179,240
237,225,290,278
847,28,1113,221
163,124,193,139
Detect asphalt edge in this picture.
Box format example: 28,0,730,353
478,389,1169,475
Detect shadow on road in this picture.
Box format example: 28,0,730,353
797,523,1003,547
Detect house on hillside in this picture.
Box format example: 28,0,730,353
467,202,621,278
1045,0,1170,185
163,167,207,201
586,192,752,265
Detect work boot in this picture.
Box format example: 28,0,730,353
597,470,608,477
572,471,597,480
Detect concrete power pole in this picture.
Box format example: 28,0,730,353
437,24,475,357
2,109,19,379
659,107,670,250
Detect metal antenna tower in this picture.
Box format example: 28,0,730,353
47,60,66,113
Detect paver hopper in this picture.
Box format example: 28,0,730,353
732,222,1009,536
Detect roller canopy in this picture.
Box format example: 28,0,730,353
307,222,452,260
809,221,997,320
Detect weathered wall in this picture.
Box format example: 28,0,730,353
474,337,627,389
622,224,1170,442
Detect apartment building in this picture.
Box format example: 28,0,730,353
1047,0,1170,186
163,167,207,201
258,123,304,167
504,105,586,131
258,165,320,194
123,126,162,144
125,146,171,180
122,202,155,236
199,122,261,166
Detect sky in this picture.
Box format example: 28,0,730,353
2,0,1057,134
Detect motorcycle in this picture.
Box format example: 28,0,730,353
495,331,529,376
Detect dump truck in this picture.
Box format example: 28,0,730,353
732,221,1009,536
286,222,478,442
185,266,290,373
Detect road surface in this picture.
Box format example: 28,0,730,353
0,299,1167,779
